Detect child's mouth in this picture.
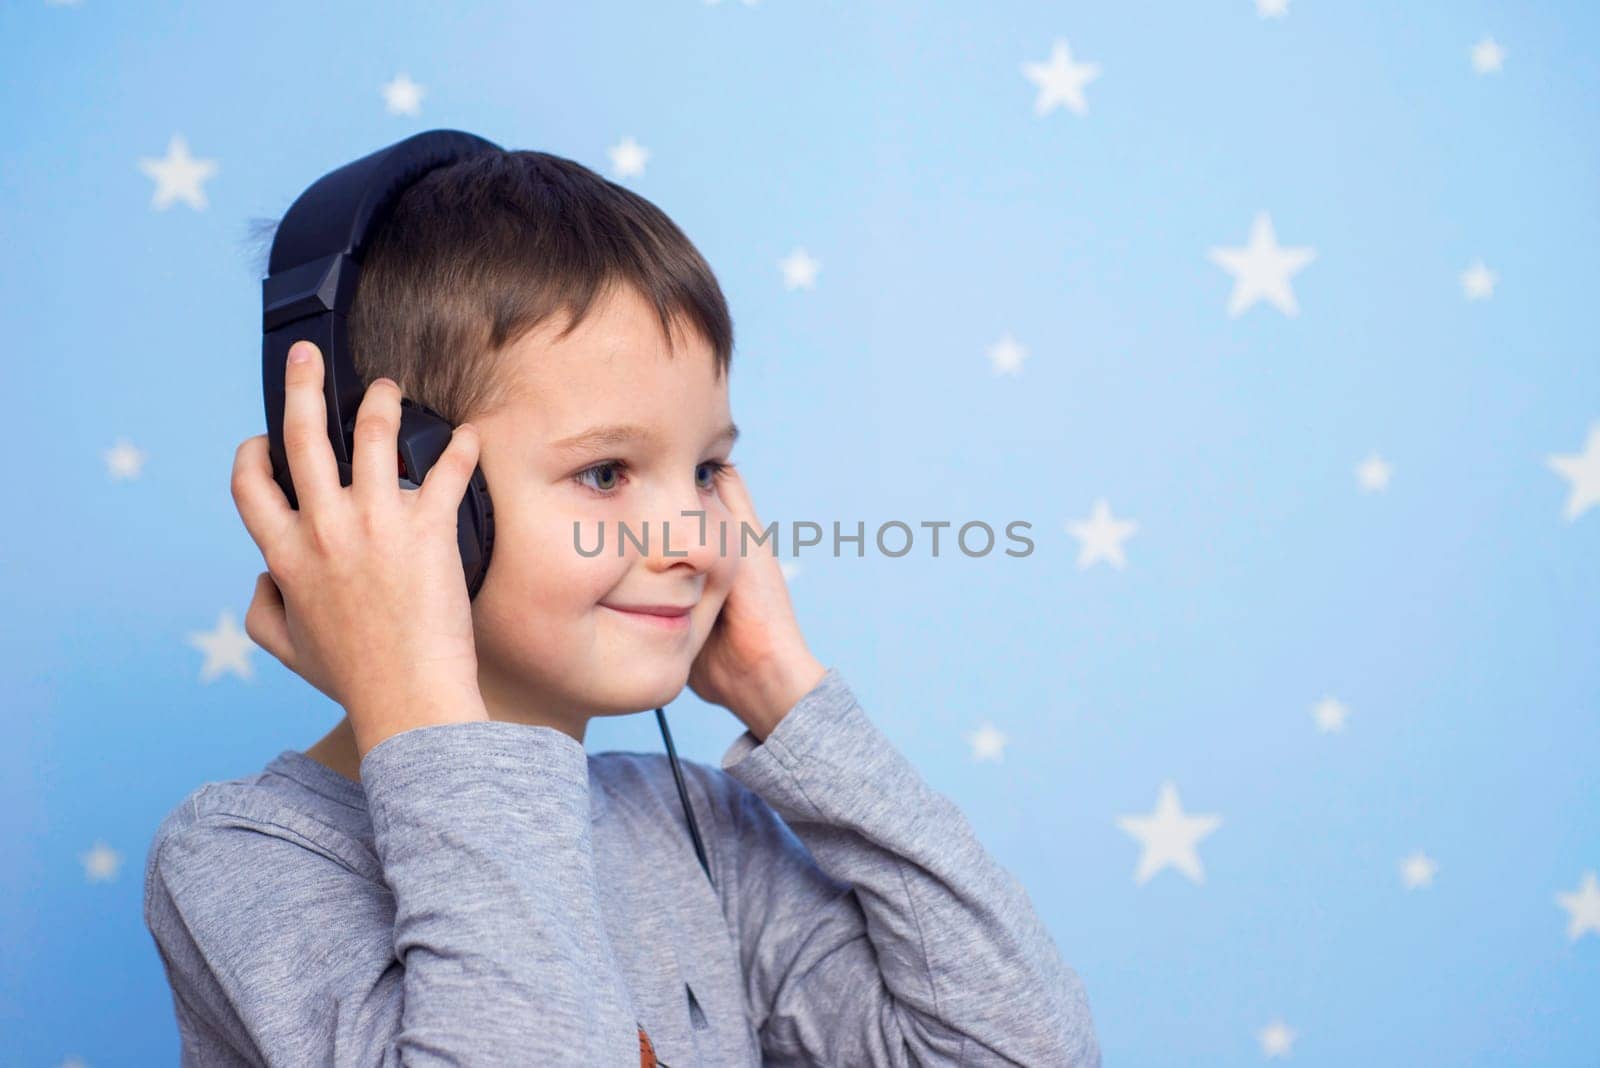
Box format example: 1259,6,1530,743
600,602,693,630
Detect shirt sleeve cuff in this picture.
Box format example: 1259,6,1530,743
719,666,869,812
360,720,592,839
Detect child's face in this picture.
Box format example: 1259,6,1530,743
466,282,740,738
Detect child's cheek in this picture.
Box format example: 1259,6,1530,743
518,507,627,611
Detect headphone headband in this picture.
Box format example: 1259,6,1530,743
264,128,500,281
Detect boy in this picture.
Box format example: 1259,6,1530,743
142,148,1101,1065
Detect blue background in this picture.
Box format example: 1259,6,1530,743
3,1,1597,1064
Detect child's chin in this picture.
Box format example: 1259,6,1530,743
594,667,690,715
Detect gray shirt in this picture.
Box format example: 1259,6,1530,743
143,666,1100,1066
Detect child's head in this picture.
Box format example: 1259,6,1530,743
267,149,742,737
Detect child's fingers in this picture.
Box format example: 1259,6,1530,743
716,465,761,546
231,435,297,565
281,340,343,513
243,570,292,663
418,422,481,521
351,377,403,509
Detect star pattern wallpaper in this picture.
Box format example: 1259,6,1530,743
2,1,1597,1065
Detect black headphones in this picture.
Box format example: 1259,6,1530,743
260,128,714,889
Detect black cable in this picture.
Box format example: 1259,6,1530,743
654,705,714,891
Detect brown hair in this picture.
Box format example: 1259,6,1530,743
245,148,734,424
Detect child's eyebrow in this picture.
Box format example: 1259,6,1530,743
549,421,739,453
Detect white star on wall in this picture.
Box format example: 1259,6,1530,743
1459,258,1497,299
1257,1018,1297,1057
137,134,219,211
1546,423,1600,522
1470,36,1505,74
1356,452,1393,492
1255,0,1289,17
1400,850,1438,889
1556,871,1600,940
779,560,800,582
1065,499,1138,570
1021,38,1102,117
779,247,821,290
1208,211,1317,318
965,722,1008,762
103,439,147,480
80,841,122,883
1312,696,1349,733
1116,781,1222,886
382,73,425,116
985,332,1029,376
187,609,257,682
608,135,650,179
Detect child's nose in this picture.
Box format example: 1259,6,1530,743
643,497,724,571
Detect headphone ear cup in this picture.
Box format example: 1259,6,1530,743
393,398,496,599
458,462,495,600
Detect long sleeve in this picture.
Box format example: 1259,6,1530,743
714,667,1101,1067
142,720,642,1066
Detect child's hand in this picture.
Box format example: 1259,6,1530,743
232,339,489,759
687,467,826,742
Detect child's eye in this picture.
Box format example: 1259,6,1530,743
572,459,733,497
574,460,629,494
696,460,733,492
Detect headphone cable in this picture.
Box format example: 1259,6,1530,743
654,705,714,891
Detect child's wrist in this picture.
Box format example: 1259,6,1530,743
734,649,827,743
349,685,491,761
